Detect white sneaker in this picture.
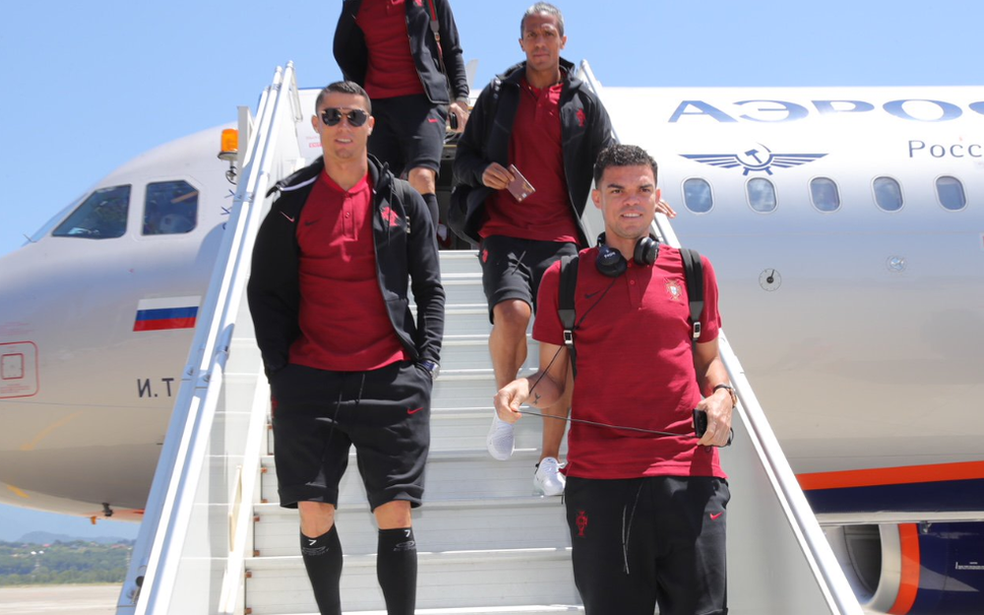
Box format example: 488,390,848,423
533,457,566,496
486,415,515,461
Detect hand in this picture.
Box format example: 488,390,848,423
655,199,677,219
493,379,530,424
695,388,733,447
482,162,515,191
449,101,470,133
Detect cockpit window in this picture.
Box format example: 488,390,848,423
873,177,903,212
746,178,777,213
683,178,713,214
810,178,841,213
52,185,131,239
143,181,199,235
935,176,966,211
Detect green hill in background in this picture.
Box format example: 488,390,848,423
0,539,133,586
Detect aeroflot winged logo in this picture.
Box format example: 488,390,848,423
681,144,827,176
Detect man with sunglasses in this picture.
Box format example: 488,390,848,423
335,0,470,242
248,81,444,615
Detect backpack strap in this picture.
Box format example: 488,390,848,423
680,248,704,342
558,254,580,379
425,0,447,75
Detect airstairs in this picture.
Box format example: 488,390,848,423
115,63,863,615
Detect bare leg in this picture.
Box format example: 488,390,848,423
489,299,532,388
299,501,336,537
540,366,574,461
408,168,440,237
486,300,532,460
407,167,436,197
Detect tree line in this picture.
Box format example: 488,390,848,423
0,540,133,586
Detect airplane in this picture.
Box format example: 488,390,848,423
0,77,981,614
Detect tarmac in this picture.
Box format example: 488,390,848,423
0,584,120,614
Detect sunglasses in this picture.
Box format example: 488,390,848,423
320,107,369,127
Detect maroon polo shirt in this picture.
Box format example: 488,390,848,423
356,0,425,99
533,246,727,480
481,77,580,244
289,171,408,372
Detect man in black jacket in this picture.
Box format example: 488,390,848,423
334,0,469,240
452,2,613,496
247,81,444,615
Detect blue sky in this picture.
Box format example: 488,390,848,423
0,0,980,540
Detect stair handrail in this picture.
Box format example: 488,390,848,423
116,62,300,615
579,58,862,615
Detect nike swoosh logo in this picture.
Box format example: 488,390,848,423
308,539,317,545
710,512,723,520
585,291,601,299
304,219,319,226
280,211,296,223
407,407,424,415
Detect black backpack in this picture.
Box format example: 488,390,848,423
557,247,704,378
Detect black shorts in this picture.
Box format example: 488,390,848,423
479,235,578,323
369,94,448,178
565,476,730,615
269,360,432,511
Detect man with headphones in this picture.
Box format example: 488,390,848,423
494,144,733,615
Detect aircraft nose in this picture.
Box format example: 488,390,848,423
0,246,45,400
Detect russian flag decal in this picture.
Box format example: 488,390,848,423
134,296,201,332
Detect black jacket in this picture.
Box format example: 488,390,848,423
247,157,445,377
334,0,469,105
451,58,615,246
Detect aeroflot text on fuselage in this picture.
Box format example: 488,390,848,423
909,140,982,159
668,99,984,123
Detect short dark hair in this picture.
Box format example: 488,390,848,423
521,2,565,37
593,144,658,186
314,81,372,115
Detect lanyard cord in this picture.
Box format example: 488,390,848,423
520,406,692,438
521,276,695,439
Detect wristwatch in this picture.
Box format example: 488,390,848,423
419,360,440,381
713,384,737,407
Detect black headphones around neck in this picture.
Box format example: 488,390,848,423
595,232,660,278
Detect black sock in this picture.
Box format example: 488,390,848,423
422,192,439,229
300,527,343,615
376,527,417,615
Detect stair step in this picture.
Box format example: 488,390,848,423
260,449,561,505
266,405,551,457
274,606,583,615
244,549,579,614
253,496,569,556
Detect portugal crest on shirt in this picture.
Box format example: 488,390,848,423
380,206,401,228
665,279,683,301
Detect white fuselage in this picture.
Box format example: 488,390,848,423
0,86,981,518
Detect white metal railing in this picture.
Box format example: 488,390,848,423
580,59,863,615
116,62,304,615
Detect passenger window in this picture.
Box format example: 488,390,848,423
746,178,777,213
936,176,966,211
52,185,131,239
873,177,903,212
682,178,713,214
810,178,841,213
143,181,199,235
